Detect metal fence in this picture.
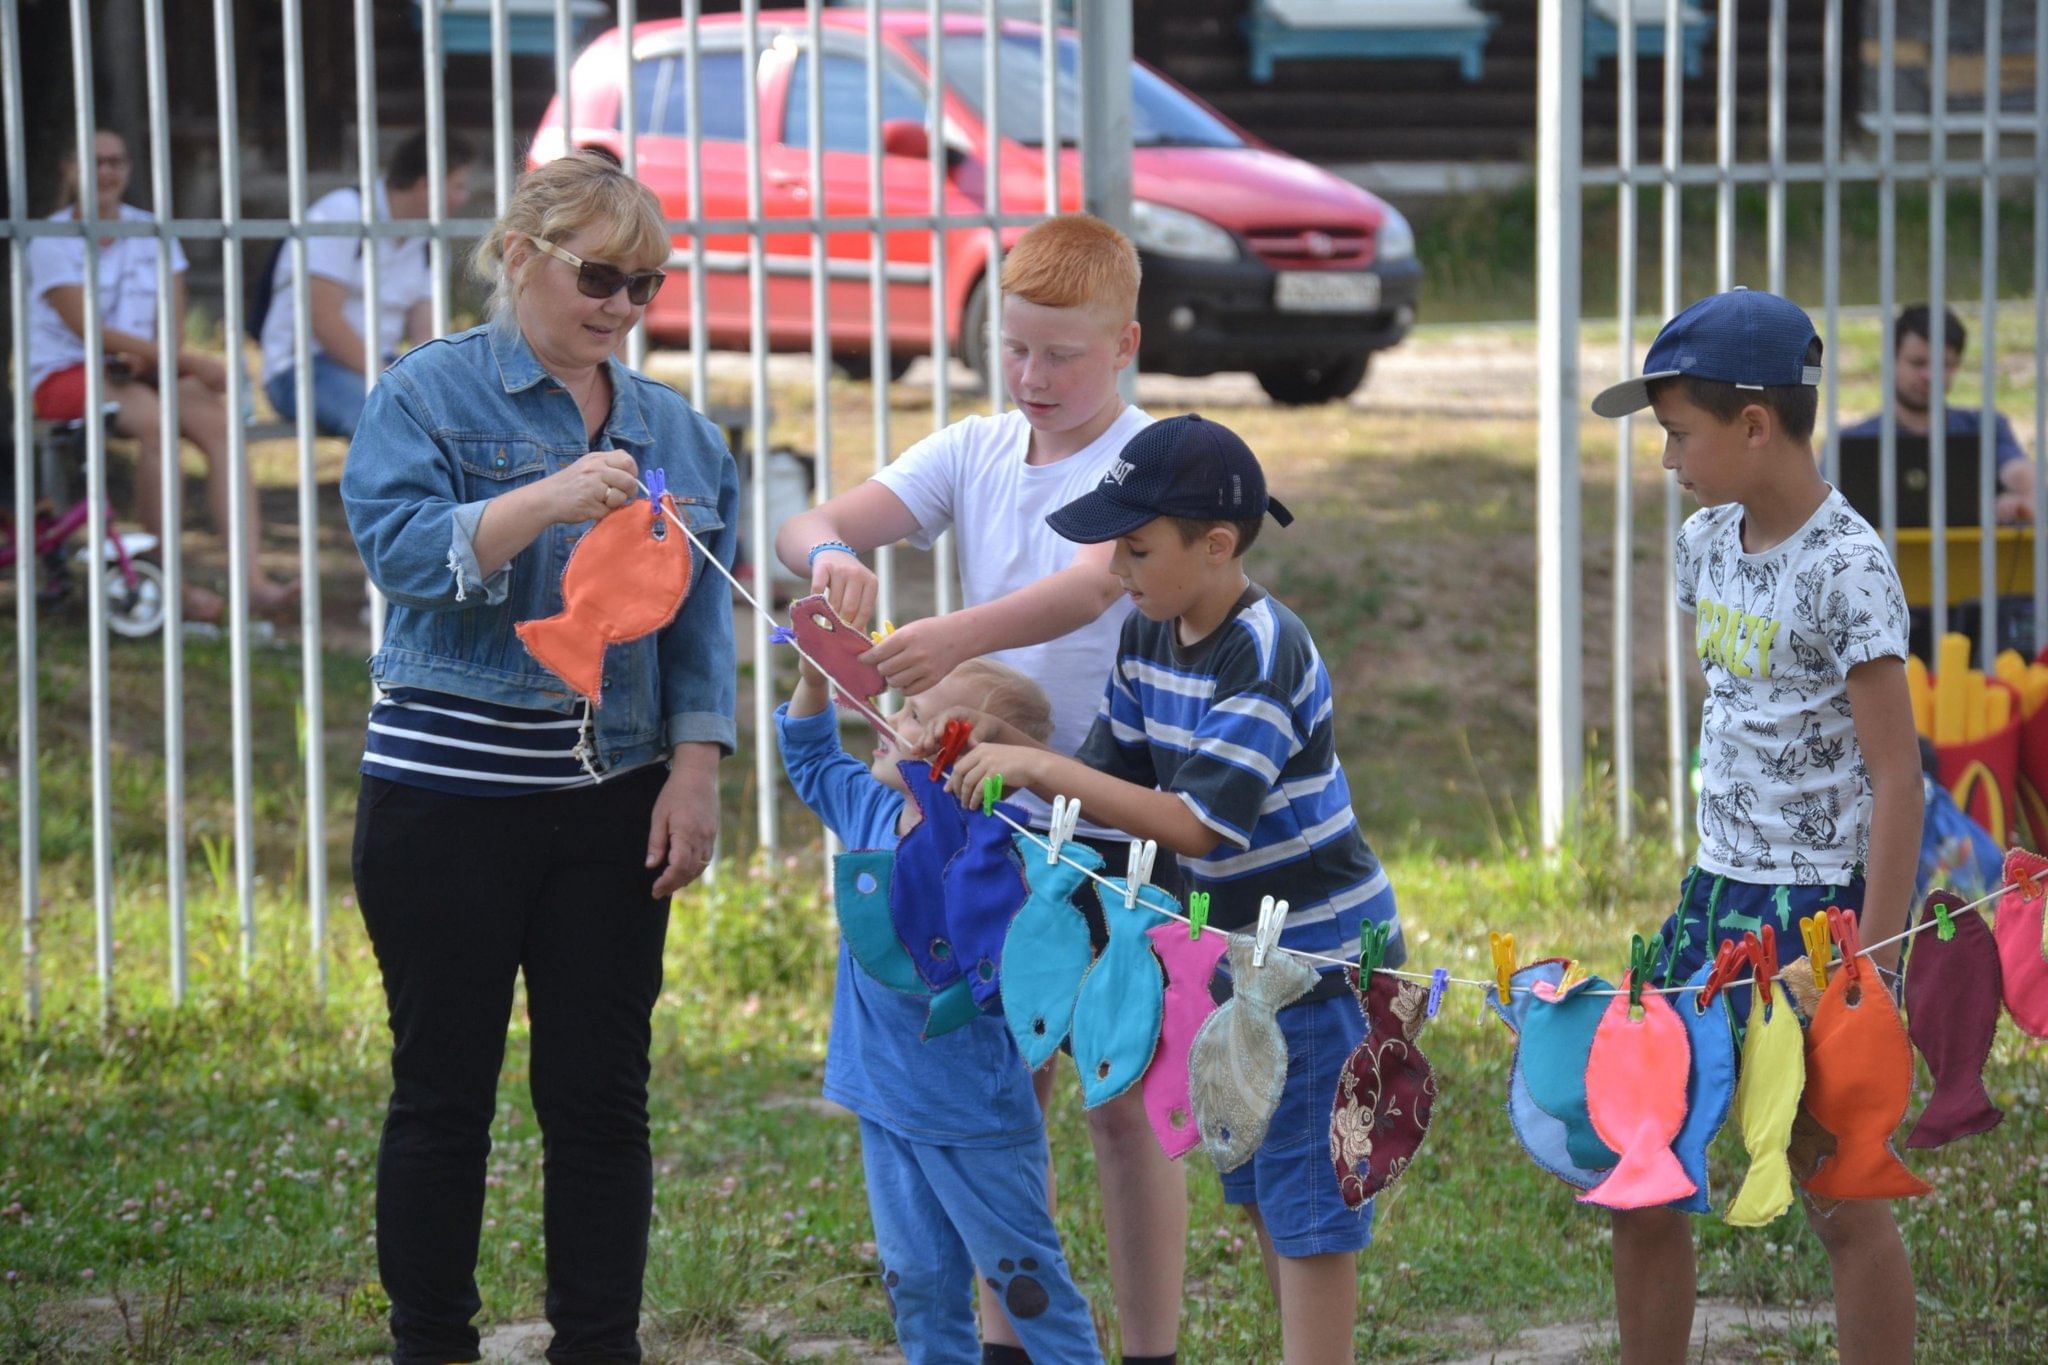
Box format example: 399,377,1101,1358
3,0,1128,1020
1537,0,2048,848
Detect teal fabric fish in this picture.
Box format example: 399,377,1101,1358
1001,836,1104,1069
1069,877,1173,1108
1520,973,1621,1172
834,847,975,1039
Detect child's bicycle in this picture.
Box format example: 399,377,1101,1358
1,414,167,638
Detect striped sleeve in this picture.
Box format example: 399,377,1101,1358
1072,660,1155,787
1170,677,1302,849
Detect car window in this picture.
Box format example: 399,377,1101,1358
624,52,749,140
781,51,927,152
912,33,1240,150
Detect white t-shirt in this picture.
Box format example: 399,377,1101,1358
1677,489,1910,885
259,181,433,383
873,405,1151,829
25,204,188,396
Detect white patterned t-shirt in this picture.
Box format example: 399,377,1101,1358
1676,489,1909,884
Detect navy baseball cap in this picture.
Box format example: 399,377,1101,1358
1591,287,1823,418
1046,413,1295,544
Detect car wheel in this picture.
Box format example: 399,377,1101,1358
836,349,916,384
960,275,995,394
1255,354,1371,406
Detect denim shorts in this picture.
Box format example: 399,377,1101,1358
1217,989,1376,1258
1651,867,1866,1026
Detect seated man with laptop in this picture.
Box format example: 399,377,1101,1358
1838,303,2034,523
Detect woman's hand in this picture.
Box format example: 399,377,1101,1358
647,746,720,897
545,450,643,526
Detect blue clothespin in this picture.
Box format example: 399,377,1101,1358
1187,891,1211,940
768,625,796,646
1426,967,1449,1019
646,468,666,504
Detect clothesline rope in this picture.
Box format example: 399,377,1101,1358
641,478,2014,1000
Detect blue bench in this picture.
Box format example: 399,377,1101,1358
412,0,610,58
1583,1,1713,81
1244,1,1499,86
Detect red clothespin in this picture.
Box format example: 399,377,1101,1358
1698,937,1746,1008
1744,926,1777,1014
927,718,972,781
1827,906,1864,985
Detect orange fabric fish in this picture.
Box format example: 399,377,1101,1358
1579,977,1696,1211
1800,909,1932,1201
517,491,692,705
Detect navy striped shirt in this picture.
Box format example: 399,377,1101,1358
361,687,599,796
1074,586,1400,967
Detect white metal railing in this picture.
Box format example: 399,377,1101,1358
1538,0,2048,847
3,0,1126,1021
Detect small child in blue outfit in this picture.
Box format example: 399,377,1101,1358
775,649,1103,1365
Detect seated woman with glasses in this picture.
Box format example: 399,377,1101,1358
340,150,739,1365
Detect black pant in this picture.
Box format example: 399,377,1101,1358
353,766,672,1365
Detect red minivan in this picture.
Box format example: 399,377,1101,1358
533,11,1419,404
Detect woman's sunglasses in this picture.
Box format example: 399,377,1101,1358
531,236,666,306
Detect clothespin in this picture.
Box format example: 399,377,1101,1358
1799,912,1833,991
1358,922,1391,980
1627,934,1656,1011
1557,958,1586,996
1045,796,1081,864
645,469,668,534
1187,891,1211,940
1699,937,1745,1008
1828,906,1864,984
1124,839,1158,909
1426,967,1449,1019
868,620,897,645
1928,894,1957,943
927,717,972,781
980,773,1004,817
1745,926,1778,1015
768,625,796,646
1251,895,1289,968
1489,932,1517,1008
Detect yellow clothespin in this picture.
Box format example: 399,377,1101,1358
1800,912,1832,991
868,619,897,645
1490,931,1517,1008
1557,958,1586,995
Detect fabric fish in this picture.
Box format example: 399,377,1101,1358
1667,962,1737,1214
1490,959,1609,1190
1904,891,2005,1149
516,490,691,704
1069,878,1173,1108
943,800,1032,1009
889,762,971,993
1801,915,1932,1201
1141,924,1229,1160
1330,970,1437,1209
1723,979,1805,1227
787,593,888,707
1994,886,2048,1039
1001,836,1103,1069
1188,934,1320,1173
1580,978,1697,1210
832,848,976,1038
1521,975,1621,1173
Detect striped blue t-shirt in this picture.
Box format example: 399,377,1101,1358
1074,585,1400,974
361,687,598,796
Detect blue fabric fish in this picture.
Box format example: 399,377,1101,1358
1490,959,1609,1190
1069,877,1173,1108
890,761,971,992
1520,972,1621,1172
1667,960,1737,1214
943,800,1033,1009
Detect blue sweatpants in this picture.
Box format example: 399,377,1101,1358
858,1119,1102,1365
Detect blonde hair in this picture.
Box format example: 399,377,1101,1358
1000,213,1140,321
470,152,669,323
949,658,1055,745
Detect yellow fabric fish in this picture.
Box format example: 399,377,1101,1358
1724,988,1805,1227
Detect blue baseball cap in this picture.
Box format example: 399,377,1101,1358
1046,413,1295,544
1591,287,1824,418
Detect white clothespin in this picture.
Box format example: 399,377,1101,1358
1252,895,1290,968
1046,796,1082,864
1124,838,1158,908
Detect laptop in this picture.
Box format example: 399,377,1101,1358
1835,433,1990,529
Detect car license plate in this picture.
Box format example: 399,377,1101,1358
1274,271,1381,314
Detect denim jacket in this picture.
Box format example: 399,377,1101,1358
342,323,740,775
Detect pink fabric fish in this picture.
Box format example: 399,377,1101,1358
1905,891,2005,1149
1994,886,2048,1040
788,594,888,707
1579,977,1697,1210
1140,925,1228,1159
1801,913,1933,1201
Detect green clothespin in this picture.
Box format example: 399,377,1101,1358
980,773,1004,817
1933,899,1957,942
1187,891,1211,939
1628,933,1656,1010
1359,921,1391,980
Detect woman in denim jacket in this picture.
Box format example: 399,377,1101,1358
341,153,737,1365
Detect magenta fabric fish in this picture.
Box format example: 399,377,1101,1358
1994,886,2048,1039
1579,979,1697,1210
1140,924,1228,1159
1905,892,2005,1149
1330,969,1437,1209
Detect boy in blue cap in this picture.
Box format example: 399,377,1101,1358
1592,289,1922,1364
942,412,1401,1363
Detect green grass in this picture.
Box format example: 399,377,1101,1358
4,319,2047,1358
